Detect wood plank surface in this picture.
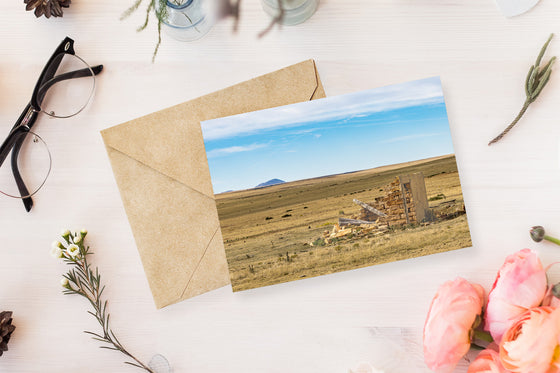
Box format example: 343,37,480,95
1,1,560,372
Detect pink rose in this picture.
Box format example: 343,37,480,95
499,307,560,373
467,348,510,373
424,277,485,373
485,249,547,343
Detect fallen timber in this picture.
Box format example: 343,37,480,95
352,199,387,218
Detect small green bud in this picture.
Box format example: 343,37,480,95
530,226,545,242
61,229,71,241
529,225,560,246
553,283,560,299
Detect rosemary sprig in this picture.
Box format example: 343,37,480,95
489,33,556,145
52,230,155,373
121,0,168,63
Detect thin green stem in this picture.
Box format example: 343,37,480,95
488,100,531,145
544,235,560,246
62,237,155,373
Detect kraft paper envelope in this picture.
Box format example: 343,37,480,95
101,60,326,309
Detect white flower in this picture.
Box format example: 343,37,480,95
60,277,69,287
67,244,80,258
50,246,63,258
51,241,62,249
61,229,70,237
74,235,82,244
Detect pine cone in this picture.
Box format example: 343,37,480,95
0,311,15,357
24,0,71,18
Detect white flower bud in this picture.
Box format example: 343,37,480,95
51,241,62,249
50,246,63,259
74,235,82,244
61,277,69,287
61,229,71,242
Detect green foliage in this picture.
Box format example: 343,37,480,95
121,0,169,63
312,238,326,247
429,193,446,201
489,33,556,145
56,230,155,373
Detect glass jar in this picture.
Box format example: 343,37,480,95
261,0,319,26
158,0,213,42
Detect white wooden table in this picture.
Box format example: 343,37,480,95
1,1,560,372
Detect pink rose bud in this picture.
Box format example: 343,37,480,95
484,249,547,343
424,277,485,373
467,348,509,373
500,307,560,373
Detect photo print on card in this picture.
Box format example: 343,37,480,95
201,77,472,292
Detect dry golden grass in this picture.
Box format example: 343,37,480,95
215,155,472,292
231,215,471,290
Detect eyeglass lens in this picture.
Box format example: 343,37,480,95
0,131,51,199
38,53,96,118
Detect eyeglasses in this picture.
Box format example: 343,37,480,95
0,37,103,211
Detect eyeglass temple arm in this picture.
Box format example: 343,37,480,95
10,138,33,212
37,65,103,103
0,104,36,211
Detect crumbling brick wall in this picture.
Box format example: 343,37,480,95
358,173,429,226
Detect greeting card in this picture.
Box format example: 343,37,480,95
202,77,471,292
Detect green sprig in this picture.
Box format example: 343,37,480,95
488,33,556,146
121,0,168,63
56,231,155,373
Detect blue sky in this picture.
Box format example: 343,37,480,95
201,77,455,194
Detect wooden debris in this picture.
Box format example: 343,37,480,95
352,199,387,217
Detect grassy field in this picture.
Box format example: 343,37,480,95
216,154,472,291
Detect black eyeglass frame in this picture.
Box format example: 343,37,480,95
0,37,103,212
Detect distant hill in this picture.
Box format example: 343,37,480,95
256,179,285,188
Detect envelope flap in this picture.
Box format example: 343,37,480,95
100,59,323,197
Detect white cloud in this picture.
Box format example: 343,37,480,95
206,143,268,158
201,76,444,141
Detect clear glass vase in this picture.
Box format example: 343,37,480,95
158,0,213,42
261,0,319,26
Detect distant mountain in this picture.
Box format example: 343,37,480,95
256,179,285,188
